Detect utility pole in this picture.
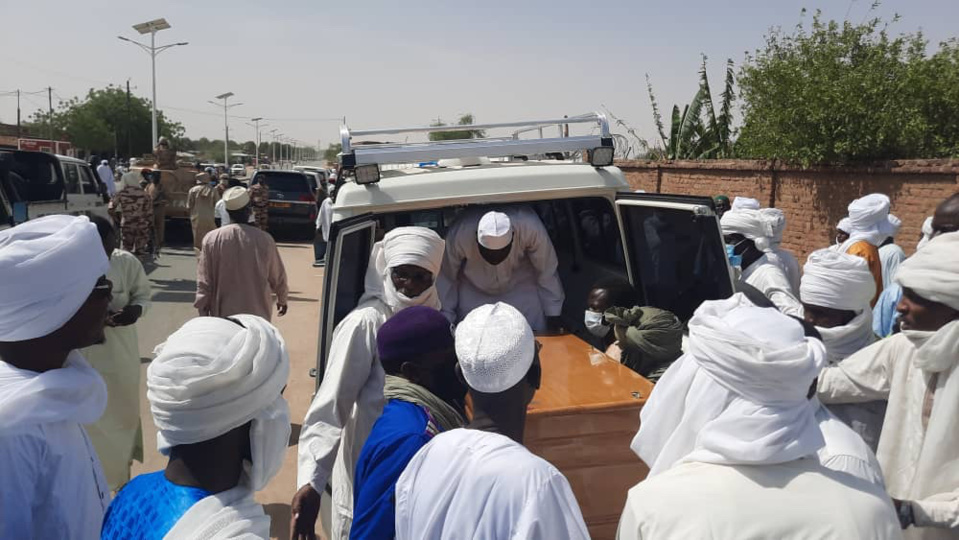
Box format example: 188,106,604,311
250,117,263,169
126,80,132,158
16,90,21,139
209,92,240,166
47,87,54,146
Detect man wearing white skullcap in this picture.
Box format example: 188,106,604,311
820,232,959,538
195,186,289,322
878,214,907,292
801,249,886,450
395,303,589,540
722,208,803,317
838,193,891,305
438,206,565,333
618,294,900,540
0,215,112,539
294,226,446,540
101,314,291,539
761,207,801,295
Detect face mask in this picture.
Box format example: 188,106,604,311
584,310,610,337
725,243,743,268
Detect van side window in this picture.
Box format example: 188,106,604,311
571,198,624,267
63,164,81,194
79,166,98,195
331,226,374,332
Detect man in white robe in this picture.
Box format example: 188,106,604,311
722,208,803,317
97,159,116,196
438,207,565,333
618,294,901,540
731,196,761,210
0,215,112,539
819,232,959,539
761,207,801,295
293,227,445,540
395,303,589,540
101,314,291,539
801,248,885,450
879,214,907,292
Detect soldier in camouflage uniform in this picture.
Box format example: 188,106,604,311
249,177,270,231
144,171,169,253
112,170,154,259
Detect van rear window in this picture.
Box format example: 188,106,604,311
260,173,309,192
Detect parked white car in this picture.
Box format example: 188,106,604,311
231,163,246,177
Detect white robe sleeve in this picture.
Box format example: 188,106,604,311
616,489,645,540
514,472,591,540
752,264,803,318
517,209,565,318
818,338,896,404
912,491,959,529
296,307,378,492
122,253,152,313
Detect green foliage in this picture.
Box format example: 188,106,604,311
27,86,183,157
647,56,735,160
323,143,342,163
428,114,486,141
736,8,959,164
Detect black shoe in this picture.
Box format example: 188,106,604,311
312,260,325,268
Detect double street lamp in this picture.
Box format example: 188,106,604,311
209,93,242,167
118,18,187,150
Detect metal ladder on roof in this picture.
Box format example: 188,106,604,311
338,112,613,170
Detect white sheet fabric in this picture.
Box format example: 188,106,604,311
81,250,152,490
895,232,959,311
741,253,804,317
617,459,902,540
438,206,564,332
631,294,827,477
0,214,110,342
164,484,270,540
761,208,802,294
839,193,891,251
721,209,775,252
454,302,534,393
395,429,589,540
317,197,333,241
360,226,446,312
819,332,959,539
148,315,290,492
299,226,446,539
815,401,886,488
801,248,876,313
917,216,935,250
97,162,116,196
0,351,110,539
731,196,761,210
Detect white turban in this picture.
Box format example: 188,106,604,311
455,302,535,393
0,215,109,342
841,193,890,248
148,314,291,491
361,226,446,312
837,217,852,234
731,197,761,211
721,209,775,252
917,216,935,250
631,293,827,476
760,208,786,244
896,232,959,311
801,249,876,312
880,214,902,239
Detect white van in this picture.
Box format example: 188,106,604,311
316,113,735,538
58,155,109,219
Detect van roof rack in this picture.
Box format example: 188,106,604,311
339,112,612,169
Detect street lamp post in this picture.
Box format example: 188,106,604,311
248,117,264,169
270,129,279,165
209,93,241,168
118,18,187,149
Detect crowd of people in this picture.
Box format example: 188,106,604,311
0,183,957,539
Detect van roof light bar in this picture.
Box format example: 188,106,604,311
339,112,611,169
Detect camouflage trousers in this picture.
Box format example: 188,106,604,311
122,222,151,258
253,205,269,231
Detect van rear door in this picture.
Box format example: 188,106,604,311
314,213,376,389
615,193,734,322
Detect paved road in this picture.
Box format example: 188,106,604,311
129,223,329,540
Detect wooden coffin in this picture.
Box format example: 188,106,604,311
526,335,653,540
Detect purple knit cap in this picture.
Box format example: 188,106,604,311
377,306,455,364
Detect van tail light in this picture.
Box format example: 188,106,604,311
298,193,315,202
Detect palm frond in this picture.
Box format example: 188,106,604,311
647,74,669,147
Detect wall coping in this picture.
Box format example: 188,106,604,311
615,159,959,175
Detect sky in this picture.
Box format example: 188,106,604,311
2,0,956,154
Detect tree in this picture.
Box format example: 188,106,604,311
27,86,184,158
428,114,486,141
647,56,735,160
736,8,959,164
323,143,342,163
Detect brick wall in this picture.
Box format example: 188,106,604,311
617,159,959,263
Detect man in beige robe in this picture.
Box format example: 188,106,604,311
195,187,289,321
187,173,218,251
